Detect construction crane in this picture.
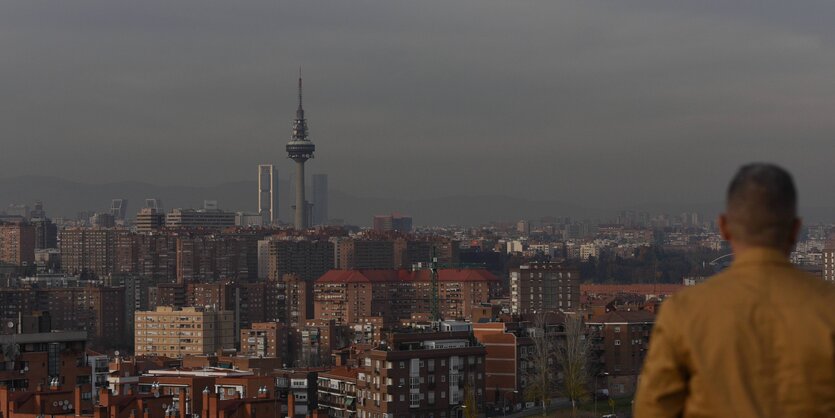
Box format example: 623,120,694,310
426,246,487,326
429,247,441,323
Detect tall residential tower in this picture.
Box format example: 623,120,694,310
258,164,277,225
286,72,315,229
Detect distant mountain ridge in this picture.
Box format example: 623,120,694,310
1,176,831,225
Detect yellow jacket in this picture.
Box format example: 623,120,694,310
634,248,835,417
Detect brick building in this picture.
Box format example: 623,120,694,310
314,269,498,326
0,331,92,394
134,306,235,357
0,221,35,266
509,263,580,315
319,329,487,418
337,240,396,270
240,322,289,361
586,310,655,396
59,228,129,277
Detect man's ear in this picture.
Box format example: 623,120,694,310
719,214,731,241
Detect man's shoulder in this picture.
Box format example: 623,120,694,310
665,265,835,314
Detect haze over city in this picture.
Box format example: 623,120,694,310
2,0,835,219
1,2,835,418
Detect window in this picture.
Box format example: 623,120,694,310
614,340,621,346
400,361,405,369
614,326,621,333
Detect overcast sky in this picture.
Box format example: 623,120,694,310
2,0,835,209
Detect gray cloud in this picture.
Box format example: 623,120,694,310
1,0,834,212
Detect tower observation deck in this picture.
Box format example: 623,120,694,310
286,71,315,229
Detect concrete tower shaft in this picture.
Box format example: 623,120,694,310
286,70,315,229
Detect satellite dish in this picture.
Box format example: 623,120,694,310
53,402,58,407
6,321,13,329
114,350,120,356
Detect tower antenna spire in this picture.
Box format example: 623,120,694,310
298,66,303,109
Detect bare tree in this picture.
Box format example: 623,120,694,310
522,313,557,417
555,314,590,416
463,383,478,418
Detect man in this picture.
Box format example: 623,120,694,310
635,163,835,417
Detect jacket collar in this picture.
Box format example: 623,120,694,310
730,247,791,268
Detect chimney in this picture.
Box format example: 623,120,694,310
74,385,83,417
93,404,108,418
202,387,212,418
99,388,110,406
179,390,187,418
287,392,296,418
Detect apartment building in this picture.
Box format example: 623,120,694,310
134,306,235,357
319,329,487,418
509,263,580,315
314,269,498,325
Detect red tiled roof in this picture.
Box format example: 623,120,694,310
317,269,498,284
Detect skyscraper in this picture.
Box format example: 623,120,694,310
286,71,315,229
144,198,163,211
258,164,277,225
111,199,128,221
312,174,328,226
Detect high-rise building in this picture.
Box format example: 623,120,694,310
111,199,129,221
509,263,580,314
372,213,413,232
312,174,328,226
134,306,235,357
267,239,335,282
135,207,165,232
165,208,236,229
258,164,277,225
144,198,163,211
0,221,35,266
336,240,395,269
286,72,316,229
59,227,131,277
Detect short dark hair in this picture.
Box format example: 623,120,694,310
725,163,797,247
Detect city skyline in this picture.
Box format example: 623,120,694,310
2,1,835,211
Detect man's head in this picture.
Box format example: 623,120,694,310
719,163,800,253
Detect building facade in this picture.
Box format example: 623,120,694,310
134,306,235,357
509,263,580,315
314,269,499,325
0,221,36,266
258,164,277,225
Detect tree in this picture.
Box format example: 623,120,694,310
556,314,590,417
522,313,557,417
463,383,478,418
